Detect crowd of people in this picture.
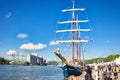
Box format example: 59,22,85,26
84,63,120,80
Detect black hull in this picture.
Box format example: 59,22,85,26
61,65,82,78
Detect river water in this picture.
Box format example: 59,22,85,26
0,65,64,80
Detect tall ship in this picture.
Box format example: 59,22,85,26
53,0,91,79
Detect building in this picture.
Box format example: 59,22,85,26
27,54,46,65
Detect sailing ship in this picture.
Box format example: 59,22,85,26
53,0,91,78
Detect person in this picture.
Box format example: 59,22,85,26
70,75,77,80
113,64,119,79
85,66,94,80
108,64,112,72
104,65,112,80
102,65,106,79
94,63,98,80
98,65,103,80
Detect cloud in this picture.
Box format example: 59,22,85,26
49,40,59,45
20,43,47,50
17,33,28,38
6,49,16,55
5,12,12,18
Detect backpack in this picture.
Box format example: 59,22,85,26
113,66,119,73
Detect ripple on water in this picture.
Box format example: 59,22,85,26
0,65,64,80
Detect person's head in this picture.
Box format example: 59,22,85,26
87,66,90,69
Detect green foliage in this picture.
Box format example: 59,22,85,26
47,61,58,65
24,61,30,65
0,57,9,64
104,54,120,62
85,54,120,64
85,58,104,64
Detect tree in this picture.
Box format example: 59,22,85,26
0,57,9,64
104,54,120,62
24,61,30,65
47,61,58,65
85,54,120,64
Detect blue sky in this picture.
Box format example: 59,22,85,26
0,0,120,61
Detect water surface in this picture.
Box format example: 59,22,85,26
0,65,64,80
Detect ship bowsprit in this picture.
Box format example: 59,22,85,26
54,48,83,78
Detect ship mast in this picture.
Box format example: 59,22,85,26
55,0,91,65
76,15,80,62
72,0,75,64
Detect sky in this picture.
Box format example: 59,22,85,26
0,0,120,61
